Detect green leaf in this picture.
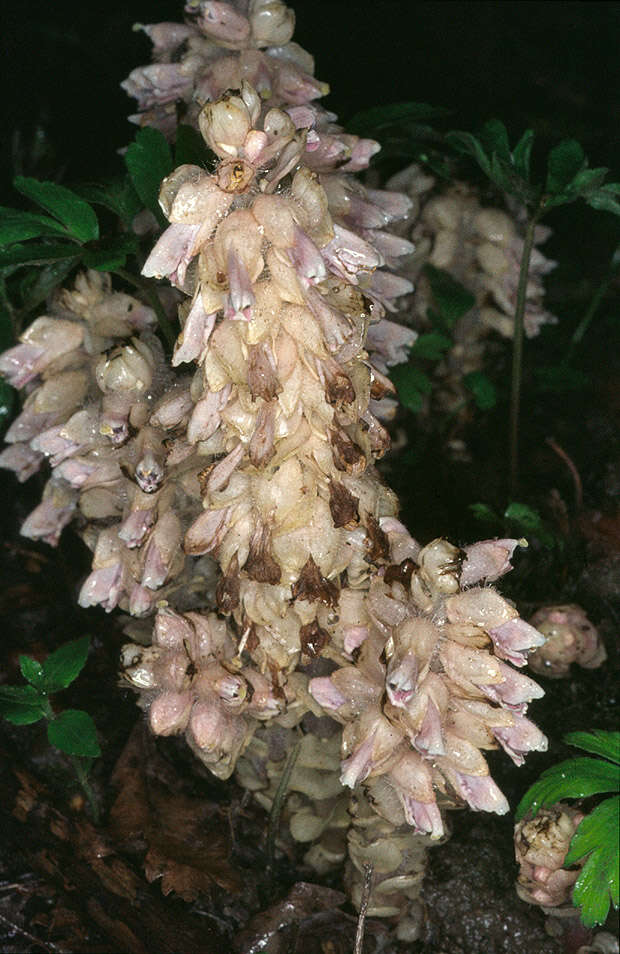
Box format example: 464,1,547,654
0,243,82,268
587,182,620,217
464,371,497,410
81,234,139,271
565,731,620,765
19,655,44,687
567,797,619,927
41,635,90,692
18,259,78,313
423,264,475,324
390,363,431,412
0,684,45,725
545,139,586,194
512,128,535,180
479,118,511,162
47,709,101,758
469,502,501,525
515,758,620,821
125,127,174,223
0,206,73,245
347,101,449,136
445,131,491,177
75,178,143,228
175,124,215,168
13,177,99,243
411,332,451,360
504,501,555,547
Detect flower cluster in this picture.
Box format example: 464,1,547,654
528,604,607,678
0,271,214,616
514,803,585,909
0,0,550,923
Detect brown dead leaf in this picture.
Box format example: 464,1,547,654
110,723,241,901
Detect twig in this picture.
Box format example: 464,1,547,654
353,862,374,954
546,436,583,510
0,910,66,953
266,735,302,872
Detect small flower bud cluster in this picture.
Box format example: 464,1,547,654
514,803,585,909
0,271,213,615
528,604,607,678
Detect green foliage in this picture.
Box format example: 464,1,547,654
464,371,497,410
125,126,174,224
0,636,100,758
13,177,99,243
423,264,475,327
516,730,620,928
345,102,451,174
446,120,620,217
469,500,558,548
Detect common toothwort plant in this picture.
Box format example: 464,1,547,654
0,0,549,936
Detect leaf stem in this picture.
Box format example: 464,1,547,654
266,735,302,872
509,208,542,495
568,252,619,358
112,268,176,352
70,755,101,826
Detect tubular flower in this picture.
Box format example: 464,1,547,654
386,164,557,424
528,604,607,678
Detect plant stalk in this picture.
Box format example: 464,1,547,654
266,735,302,872
509,209,541,495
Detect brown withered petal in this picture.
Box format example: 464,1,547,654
369,365,397,400
364,514,390,564
328,479,360,528
244,525,282,584
292,556,339,606
300,620,330,658
216,554,240,614
247,343,281,401
325,370,355,408
384,558,416,588
330,428,366,475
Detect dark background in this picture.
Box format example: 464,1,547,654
3,0,619,194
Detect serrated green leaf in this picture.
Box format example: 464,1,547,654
75,179,143,229
389,363,429,412
41,635,90,692
0,684,45,725
0,243,81,268
347,101,449,136
570,167,609,195
175,124,215,168
47,709,101,758
0,207,74,245
545,139,586,195
504,502,555,547
489,153,538,205
18,259,78,313
479,119,511,162
423,264,475,324
19,655,44,687
469,502,501,524
81,234,139,271
515,758,620,820
13,177,99,243
567,797,619,927
512,128,534,180
411,332,451,360
125,128,174,223
565,731,620,765
445,131,491,177
0,702,45,725
464,371,497,410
